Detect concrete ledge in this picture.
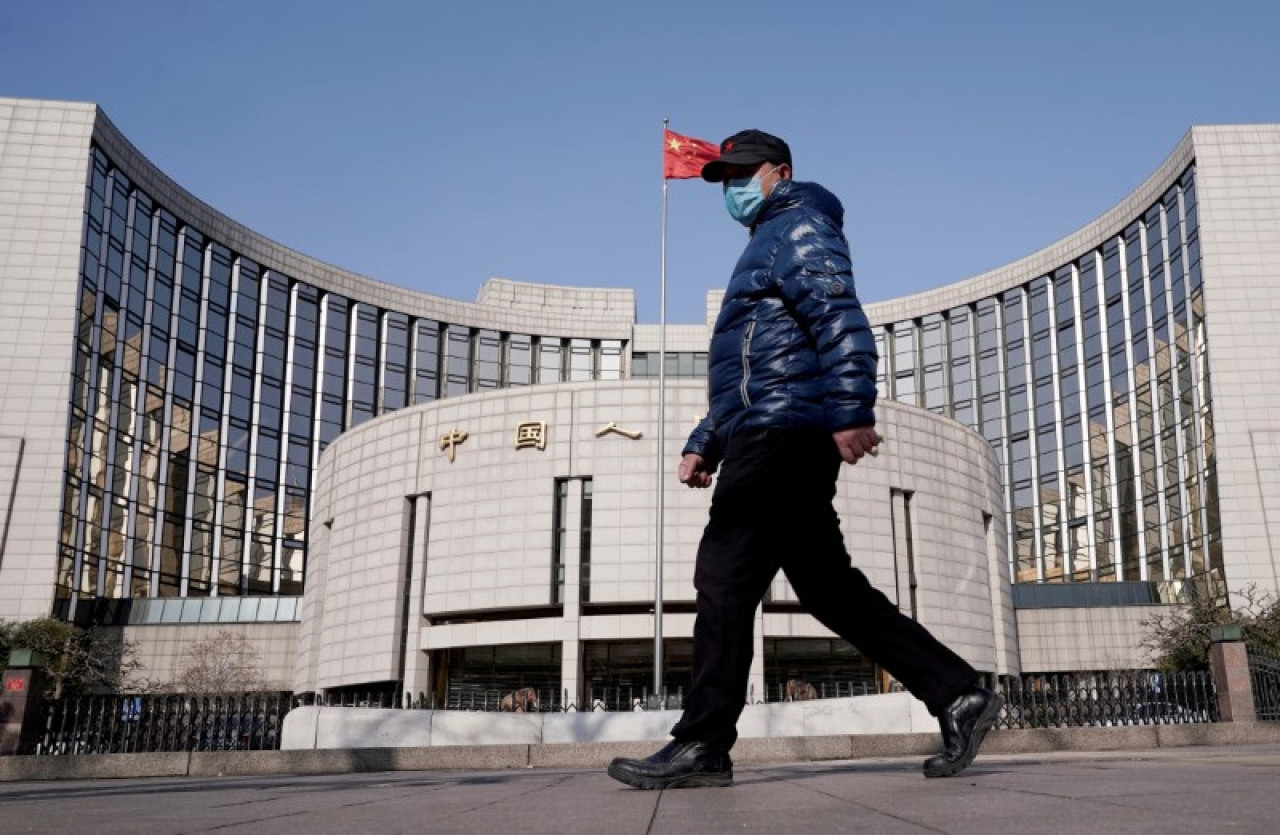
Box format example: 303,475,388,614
843,732,941,759
983,726,1159,753
188,750,372,778
736,734,856,764
1155,720,1280,747
186,744,534,777
0,752,190,781
383,744,531,771
531,740,663,768
280,693,934,751
4,724,1279,782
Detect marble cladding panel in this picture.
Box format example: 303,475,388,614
0,100,95,621
112,623,300,691
1193,127,1280,599
1014,606,1164,671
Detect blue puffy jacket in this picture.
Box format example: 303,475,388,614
683,178,878,467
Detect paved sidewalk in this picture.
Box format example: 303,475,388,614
2,744,1277,833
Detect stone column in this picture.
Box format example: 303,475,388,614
0,649,50,755
560,480,583,709
1208,624,1256,722
401,495,432,703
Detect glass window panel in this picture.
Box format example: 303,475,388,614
280,543,304,595
569,338,593,382
248,537,273,595
1008,385,1029,435
1130,277,1149,364
1029,277,1050,335
1103,238,1123,301
921,315,944,365
225,420,250,474
354,305,378,359
348,306,378,423
383,312,410,411
1035,376,1056,428
891,323,917,404
237,597,261,622
539,337,563,383
874,329,888,393
892,323,917,372
477,330,502,389
508,334,533,385
264,273,289,336
257,596,280,621
599,340,623,380
445,325,471,396
413,319,440,403
216,597,241,623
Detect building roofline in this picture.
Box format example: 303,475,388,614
863,128,1197,324
35,97,1265,332
83,102,634,337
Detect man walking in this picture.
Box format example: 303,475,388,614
608,130,1000,789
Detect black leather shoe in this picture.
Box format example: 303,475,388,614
923,686,1002,778
607,740,733,789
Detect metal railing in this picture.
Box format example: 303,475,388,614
1248,649,1280,720
312,671,1218,727
308,679,882,714
23,666,1233,756
30,692,292,756
991,671,1218,729
308,687,672,713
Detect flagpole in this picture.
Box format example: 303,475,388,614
654,117,669,704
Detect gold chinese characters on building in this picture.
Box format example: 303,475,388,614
514,421,547,451
595,421,642,440
438,428,468,463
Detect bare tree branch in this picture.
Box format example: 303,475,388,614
174,630,266,694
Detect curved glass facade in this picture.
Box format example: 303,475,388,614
55,140,1220,622
873,167,1219,587
58,146,624,618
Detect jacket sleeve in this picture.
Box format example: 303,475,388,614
682,414,722,469
772,216,879,430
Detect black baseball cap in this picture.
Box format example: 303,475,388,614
700,129,792,182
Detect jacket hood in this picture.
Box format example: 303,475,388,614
756,179,844,230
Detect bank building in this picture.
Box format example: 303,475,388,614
2,98,1279,709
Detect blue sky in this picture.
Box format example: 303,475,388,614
3,0,1278,323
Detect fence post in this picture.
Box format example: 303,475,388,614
1,649,50,755
1208,624,1256,722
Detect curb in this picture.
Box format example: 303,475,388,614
3,723,1279,782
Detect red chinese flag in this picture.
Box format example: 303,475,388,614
663,129,720,180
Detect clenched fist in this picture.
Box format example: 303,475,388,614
678,453,714,488
833,426,883,465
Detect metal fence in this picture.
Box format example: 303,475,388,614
308,680,883,713
1249,649,1280,720
309,670,1219,728
29,692,293,756
21,667,1233,756
991,670,1218,729
308,687,673,712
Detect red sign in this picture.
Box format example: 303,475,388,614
4,678,25,692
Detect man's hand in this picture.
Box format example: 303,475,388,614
833,426,882,465
678,453,714,488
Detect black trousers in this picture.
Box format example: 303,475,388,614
669,427,979,750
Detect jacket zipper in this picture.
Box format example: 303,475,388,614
740,319,756,407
